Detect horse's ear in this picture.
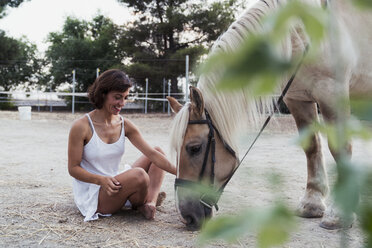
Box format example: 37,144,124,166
167,96,183,113
189,86,204,118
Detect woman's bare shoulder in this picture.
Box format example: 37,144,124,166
123,117,139,135
70,114,90,135
123,117,133,126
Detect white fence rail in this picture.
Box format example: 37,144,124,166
0,90,186,115
1,90,283,115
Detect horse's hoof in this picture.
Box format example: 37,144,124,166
297,202,325,218
319,207,354,230
296,192,326,218
319,218,353,230
296,204,324,218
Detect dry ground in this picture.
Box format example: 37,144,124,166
0,110,370,247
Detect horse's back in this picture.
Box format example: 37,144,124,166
293,1,372,99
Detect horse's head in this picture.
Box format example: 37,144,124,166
168,86,238,230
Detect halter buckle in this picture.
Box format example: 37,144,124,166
200,193,219,211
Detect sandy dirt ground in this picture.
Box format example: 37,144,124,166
0,110,370,247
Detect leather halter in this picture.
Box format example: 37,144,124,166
174,109,238,210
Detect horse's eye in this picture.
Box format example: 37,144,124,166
186,144,202,156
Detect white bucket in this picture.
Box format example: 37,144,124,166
18,106,32,120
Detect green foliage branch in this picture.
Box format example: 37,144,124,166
0,30,42,91
0,0,28,19
46,15,122,92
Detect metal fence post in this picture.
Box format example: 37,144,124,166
185,55,189,102
145,78,148,114
163,78,166,113
72,69,76,114
168,79,171,116
50,88,53,112
37,90,40,112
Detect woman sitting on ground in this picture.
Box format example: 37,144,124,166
68,69,176,221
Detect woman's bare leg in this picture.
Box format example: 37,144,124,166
97,147,166,219
132,146,166,219
97,168,149,214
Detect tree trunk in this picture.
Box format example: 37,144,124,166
170,77,178,96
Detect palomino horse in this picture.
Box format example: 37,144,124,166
167,0,372,230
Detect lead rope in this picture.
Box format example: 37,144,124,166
217,45,309,197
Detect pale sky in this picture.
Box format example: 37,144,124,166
0,0,253,54
0,0,132,52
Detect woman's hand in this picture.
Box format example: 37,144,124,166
99,176,122,196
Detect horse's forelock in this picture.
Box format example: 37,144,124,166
169,103,191,175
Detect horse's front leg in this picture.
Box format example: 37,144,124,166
284,98,329,218
317,97,354,230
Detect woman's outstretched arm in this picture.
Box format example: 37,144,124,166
125,119,176,175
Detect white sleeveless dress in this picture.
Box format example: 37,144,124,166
72,114,131,221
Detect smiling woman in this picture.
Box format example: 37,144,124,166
87,69,132,112
67,69,176,222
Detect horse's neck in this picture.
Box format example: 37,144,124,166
335,1,372,68
198,0,285,153
197,0,324,153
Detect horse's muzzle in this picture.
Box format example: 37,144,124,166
177,189,213,230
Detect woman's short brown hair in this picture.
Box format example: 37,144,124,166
88,69,133,109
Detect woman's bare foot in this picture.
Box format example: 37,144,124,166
138,203,156,220
156,192,166,207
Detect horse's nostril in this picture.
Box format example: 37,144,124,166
185,215,194,226
185,215,202,230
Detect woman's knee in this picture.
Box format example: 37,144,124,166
131,168,150,188
115,167,149,188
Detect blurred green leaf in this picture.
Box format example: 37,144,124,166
296,118,372,152
353,0,372,9
360,205,372,248
266,172,284,189
297,127,313,150
296,121,339,151
199,214,250,244
257,224,289,248
177,182,222,210
201,0,328,96
333,160,364,215
201,35,292,95
198,203,296,247
351,97,372,121
344,118,372,141
358,172,372,247
267,0,328,46
182,182,221,199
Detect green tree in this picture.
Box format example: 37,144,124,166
0,30,41,91
46,15,122,92
116,0,239,94
0,0,27,19
0,0,41,91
